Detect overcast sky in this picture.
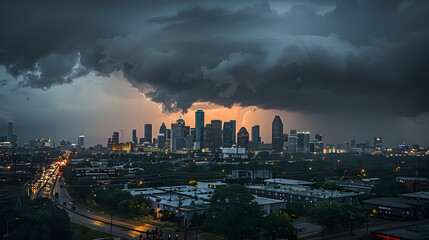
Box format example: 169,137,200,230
0,0,428,147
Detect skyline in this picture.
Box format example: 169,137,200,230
1,0,429,147
2,104,428,148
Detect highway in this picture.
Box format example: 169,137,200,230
52,177,154,239
51,171,189,239
28,153,70,199
27,153,197,239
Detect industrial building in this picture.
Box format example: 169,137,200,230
246,178,358,206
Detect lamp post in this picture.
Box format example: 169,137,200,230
6,218,19,239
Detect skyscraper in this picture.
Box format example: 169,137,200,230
191,128,196,142
195,109,204,150
223,121,233,148
251,125,261,143
314,134,324,153
374,137,382,150
272,116,283,152
112,132,119,144
78,135,85,147
158,133,166,149
144,124,152,143
132,129,137,144
166,129,171,141
297,132,310,153
237,127,249,151
283,134,289,151
288,130,297,153
203,124,214,151
159,122,166,135
8,122,13,142
211,120,222,151
251,125,261,151
184,126,191,138
231,120,236,144
171,116,186,151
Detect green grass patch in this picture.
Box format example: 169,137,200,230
201,233,223,240
70,222,112,240
136,218,167,228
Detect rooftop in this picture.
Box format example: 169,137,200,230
264,178,315,185
363,198,414,209
397,177,429,181
247,184,357,198
254,196,286,205
402,192,429,200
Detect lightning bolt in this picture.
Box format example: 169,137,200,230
242,106,256,126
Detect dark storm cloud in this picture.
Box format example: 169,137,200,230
1,0,429,115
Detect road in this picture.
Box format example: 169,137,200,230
294,218,323,237
28,152,70,199
51,174,195,240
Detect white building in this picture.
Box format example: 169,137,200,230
222,146,247,159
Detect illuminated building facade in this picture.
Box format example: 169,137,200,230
374,137,382,150
78,135,85,147
211,120,222,152
237,127,249,151
251,125,261,151
297,132,310,153
223,121,233,148
272,116,283,152
195,110,204,150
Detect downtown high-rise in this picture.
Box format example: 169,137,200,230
237,127,249,151
132,129,137,144
8,122,13,143
223,121,234,148
195,110,204,150
144,124,152,143
272,116,284,152
251,125,261,151
78,135,85,147
211,120,222,151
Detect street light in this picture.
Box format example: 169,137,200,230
6,218,20,239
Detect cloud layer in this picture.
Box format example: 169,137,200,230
1,0,429,115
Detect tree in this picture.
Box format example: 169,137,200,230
262,213,297,240
310,201,343,231
118,199,148,213
371,180,407,197
93,187,132,210
309,201,366,231
204,185,262,240
10,198,71,240
190,213,204,227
